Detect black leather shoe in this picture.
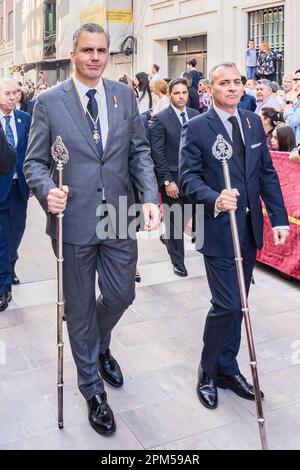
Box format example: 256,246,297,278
87,392,116,435
196,368,218,409
159,235,166,246
0,292,12,312
99,349,124,388
12,269,20,285
216,373,264,401
173,264,188,277
135,268,141,283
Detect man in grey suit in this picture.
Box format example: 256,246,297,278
24,23,160,436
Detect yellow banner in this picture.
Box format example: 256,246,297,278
262,208,300,226
80,4,105,26
106,9,133,24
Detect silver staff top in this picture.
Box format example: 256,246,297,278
212,134,233,163
51,136,69,165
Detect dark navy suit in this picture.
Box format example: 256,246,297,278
0,124,16,175
179,107,288,378
150,105,199,266
0,110,31,294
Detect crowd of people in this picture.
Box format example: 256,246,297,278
0,22,299,439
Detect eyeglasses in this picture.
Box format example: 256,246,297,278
293,78,300,81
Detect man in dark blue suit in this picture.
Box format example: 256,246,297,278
0,123,16,175
0,79,31,312
150,78,199,277
179,63,289,409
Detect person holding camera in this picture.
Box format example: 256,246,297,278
284,69,300,145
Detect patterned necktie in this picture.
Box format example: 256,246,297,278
86,89,103,159
4,115,16,148
228,116,245,170
180,112,187,125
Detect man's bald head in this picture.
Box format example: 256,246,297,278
0,79,18,113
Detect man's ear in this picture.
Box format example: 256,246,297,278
70,51,75,65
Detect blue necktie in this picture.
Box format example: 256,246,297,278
86,89,103,159
180,112,187,125
4,115,16,148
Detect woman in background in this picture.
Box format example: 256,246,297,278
256,40,281,81
271,125,296,152
260,107,285,148
152,80,170,116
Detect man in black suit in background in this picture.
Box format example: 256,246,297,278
150,78,199,277
0,123,16,175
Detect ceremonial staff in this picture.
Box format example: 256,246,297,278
51,136,69,429
213,134,268,450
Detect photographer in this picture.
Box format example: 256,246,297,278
284,69,300,145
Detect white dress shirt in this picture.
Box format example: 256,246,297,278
212,105,289,230
73,75,109,151
171,105,189,125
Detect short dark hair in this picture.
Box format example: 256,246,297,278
261,107,284,129
241,75,247,86
295,69,300,75
153,64,160,73
183,72,193,86
187,58,197,68
209,62,240,83
73,23,110,51
168,78,188,94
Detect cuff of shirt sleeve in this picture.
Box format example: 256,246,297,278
272,226,289,230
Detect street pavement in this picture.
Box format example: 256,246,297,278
0,197,300,450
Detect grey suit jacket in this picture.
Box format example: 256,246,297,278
24,78,159,245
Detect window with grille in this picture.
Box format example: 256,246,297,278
248,6,284,83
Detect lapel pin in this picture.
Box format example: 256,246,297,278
113,96,118,109
17,119,22,123
246,117,251,129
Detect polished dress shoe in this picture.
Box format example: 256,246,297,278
11,269,20,285
0,292,12,312
99,349,123,388
196,368,218,409
87,392,116,435
135,268,141,283
159,235,166,246
216,373,264,401
173,264,188,277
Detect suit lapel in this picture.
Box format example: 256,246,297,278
239,109,253,178
61,79,99,159
168,106,182,133
14,110,23,151
102,79,117,162
206,108,244,176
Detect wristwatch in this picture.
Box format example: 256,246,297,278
164,180,171,186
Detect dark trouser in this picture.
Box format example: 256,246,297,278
201,215,257,378
0,181,28,294
161,187,193,266
52,237,137,400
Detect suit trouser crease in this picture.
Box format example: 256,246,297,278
52,237,137,400
0,182,27,293
161,189,192,266
201,216,257,378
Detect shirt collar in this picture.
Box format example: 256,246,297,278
171,104,187,118
213,104,240,124
0,109,14,120
72,74,103,99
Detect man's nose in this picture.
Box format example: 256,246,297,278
91,49,99,60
